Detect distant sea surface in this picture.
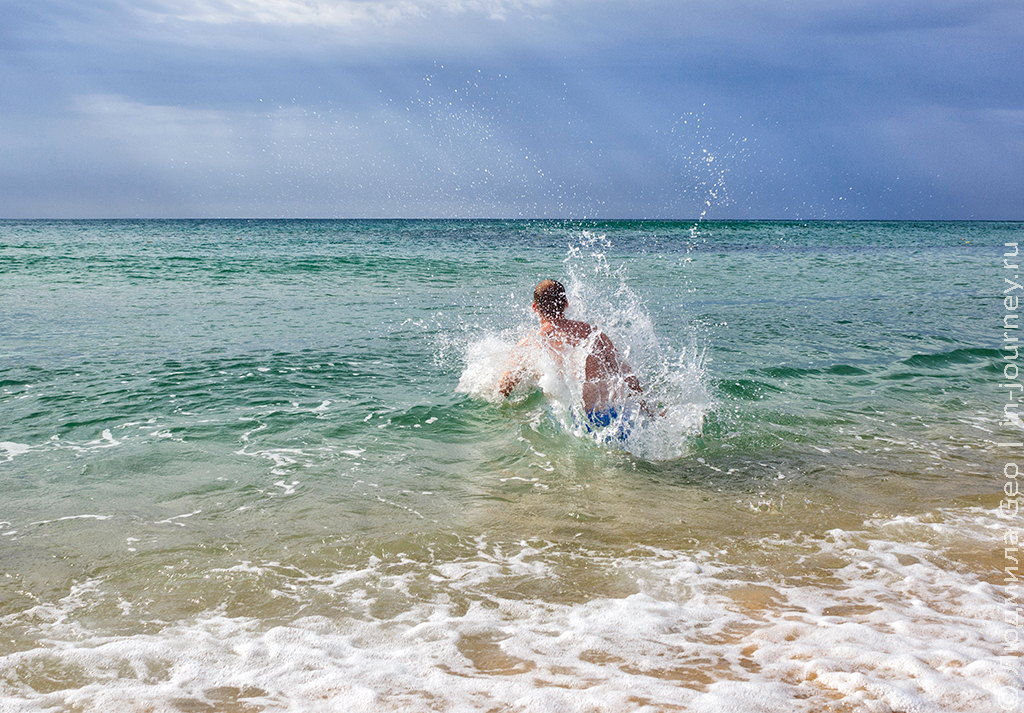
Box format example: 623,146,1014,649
1,219,1020,711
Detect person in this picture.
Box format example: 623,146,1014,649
498,280,646,432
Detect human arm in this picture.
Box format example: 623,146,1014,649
592,333,661,416
618,359,656,415
498,363,523,398
497,336,535,398
591,333,641,393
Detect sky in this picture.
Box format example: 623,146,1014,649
1,0,1021,219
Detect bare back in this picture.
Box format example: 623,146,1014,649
498,282,643,413
535,317,639,412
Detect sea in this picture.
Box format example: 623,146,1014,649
1,219,1021,712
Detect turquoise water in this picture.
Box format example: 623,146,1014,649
1,220,1020,711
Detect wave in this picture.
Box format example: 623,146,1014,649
721,345,993,398
901,347,1002,369
0,508,1015,713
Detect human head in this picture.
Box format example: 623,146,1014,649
533,279,568,319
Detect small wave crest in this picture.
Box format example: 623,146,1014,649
902,346,1001,370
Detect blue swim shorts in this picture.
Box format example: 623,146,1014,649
584,407,632,443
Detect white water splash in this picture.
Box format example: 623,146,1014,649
457,233,713,461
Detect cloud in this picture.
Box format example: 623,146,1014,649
12,84,736,219
1,0,1021,217
138,0,552,27
0,88,606,217
807,0,1012,35
73,94,239,165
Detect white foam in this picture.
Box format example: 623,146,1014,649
0,441,31,461
1,508,1017,712
29,514,112,526
313,399,331,415
154,509,202,526
454,334,515,401
273,480,300,495
234,443,336,479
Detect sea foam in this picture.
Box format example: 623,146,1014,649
0,509,1015,712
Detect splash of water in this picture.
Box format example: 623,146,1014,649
456,232,712,461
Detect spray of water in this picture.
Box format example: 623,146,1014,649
456,232,712,461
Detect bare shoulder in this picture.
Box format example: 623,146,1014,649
565,319,596,340
517,332,543,348
593,331,618,357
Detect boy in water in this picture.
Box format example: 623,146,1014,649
498,280,645,429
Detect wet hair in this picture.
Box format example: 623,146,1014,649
533,279,568,318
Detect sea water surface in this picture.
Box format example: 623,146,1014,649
0,219,1020,712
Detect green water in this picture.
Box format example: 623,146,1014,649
0,220,1019,712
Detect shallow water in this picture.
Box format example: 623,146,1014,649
1,219,1020,711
